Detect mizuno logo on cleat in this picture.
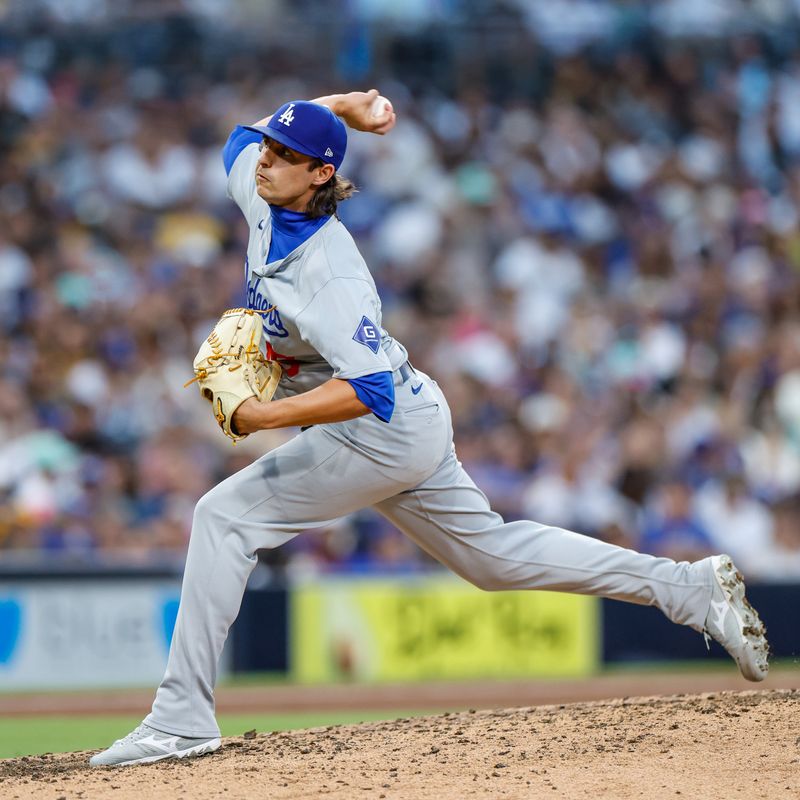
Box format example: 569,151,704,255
710,599,729,631
134,734,181,753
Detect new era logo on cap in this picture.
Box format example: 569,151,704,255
325,147,333,157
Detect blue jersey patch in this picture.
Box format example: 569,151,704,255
353,316,381,354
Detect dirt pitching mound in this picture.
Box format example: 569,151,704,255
0,689,796,799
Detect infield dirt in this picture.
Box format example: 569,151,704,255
0,689,797,799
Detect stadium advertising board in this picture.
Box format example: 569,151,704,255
0,580,184,689
291,577,599,682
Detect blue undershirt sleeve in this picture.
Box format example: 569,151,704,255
222,126,262,176
347,371,395,423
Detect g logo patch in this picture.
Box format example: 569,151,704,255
353,316,381,354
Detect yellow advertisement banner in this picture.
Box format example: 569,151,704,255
291,577,599,683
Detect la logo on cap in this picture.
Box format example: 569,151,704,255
278,103,295,126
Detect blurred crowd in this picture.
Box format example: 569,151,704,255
2,5,800,580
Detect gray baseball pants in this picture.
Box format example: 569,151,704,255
146,370,714,738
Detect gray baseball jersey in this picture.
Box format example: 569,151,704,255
145,131,718,739
229,140,407,398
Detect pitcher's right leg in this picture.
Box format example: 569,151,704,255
92,411,450,766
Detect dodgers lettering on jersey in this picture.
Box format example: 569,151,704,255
226,139,408,398
245,261,288,338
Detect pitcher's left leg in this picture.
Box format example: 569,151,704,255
376,448,713,627
374,448,771,682
375,449,768,678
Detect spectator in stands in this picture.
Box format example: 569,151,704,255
640,475,715,563
1,7,800,581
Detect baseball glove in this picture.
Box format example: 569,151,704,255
185,307,282,442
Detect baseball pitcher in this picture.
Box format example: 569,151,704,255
90,90,769,767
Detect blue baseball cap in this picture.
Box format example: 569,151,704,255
243,101,347,171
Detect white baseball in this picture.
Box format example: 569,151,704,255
370,94,392,118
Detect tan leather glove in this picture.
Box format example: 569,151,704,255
186,308,282,442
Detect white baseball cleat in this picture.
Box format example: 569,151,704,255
703,554,769,682
89,723,221,767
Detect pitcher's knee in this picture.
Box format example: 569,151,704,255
191,485,285,551
192,484,239,530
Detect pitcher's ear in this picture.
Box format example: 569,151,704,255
312,163,336,186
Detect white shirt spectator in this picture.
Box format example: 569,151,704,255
694,481,774,573
740,423,800,500
522,460,629,533
103,138,197,208
605,141,664,192
493,237,585,347
665,400,721,462
639,320,687,384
